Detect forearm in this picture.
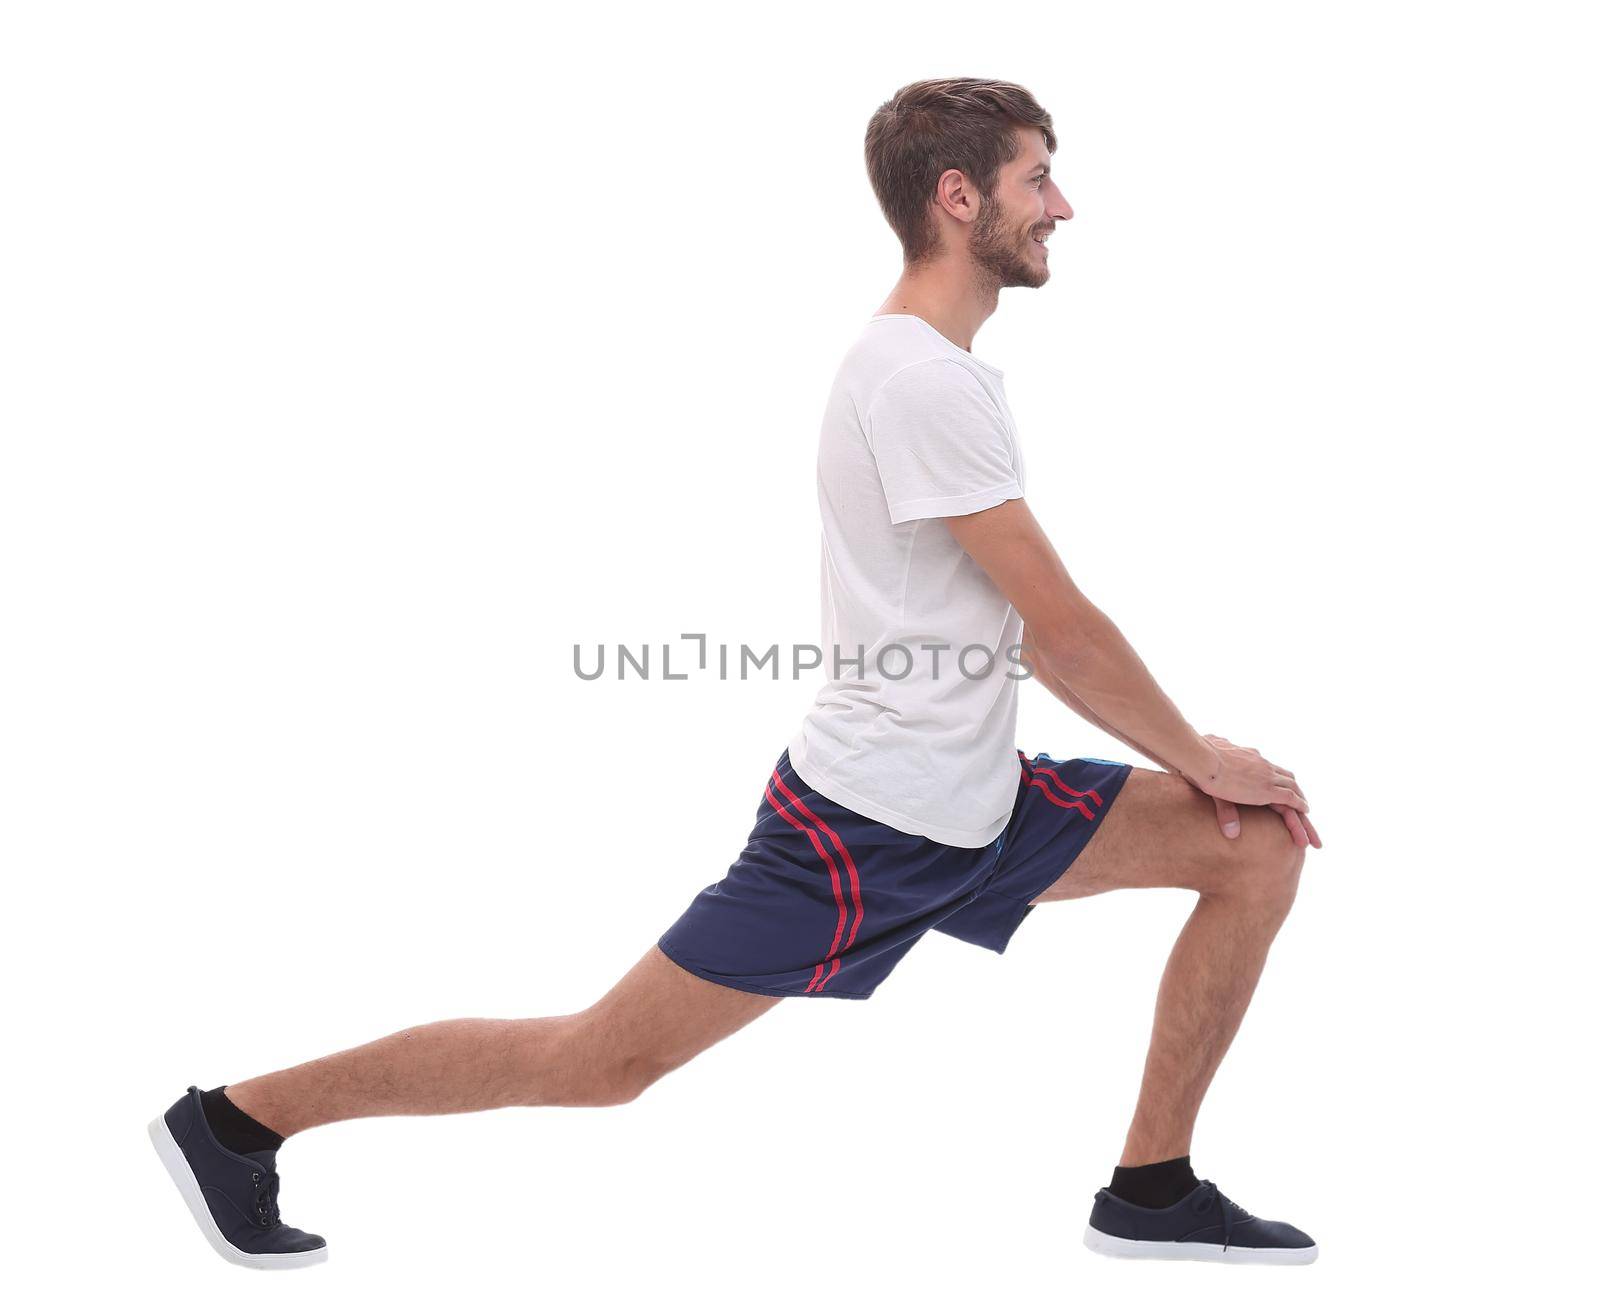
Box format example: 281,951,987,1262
1026,609,1219,788
1019,631,1168,767
1028,651,1183,774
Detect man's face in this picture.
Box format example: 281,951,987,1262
969,130,1074,289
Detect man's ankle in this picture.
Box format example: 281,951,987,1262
200,1085,288,1155
1107,1154,1200,1210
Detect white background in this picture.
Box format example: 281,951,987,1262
3,1,1595,1309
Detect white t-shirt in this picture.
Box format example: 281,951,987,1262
787,313,1028,848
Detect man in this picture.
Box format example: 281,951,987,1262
150,76,1322,1270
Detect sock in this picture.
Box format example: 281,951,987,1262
200,1086,286,1155
1108,1154,1200,1209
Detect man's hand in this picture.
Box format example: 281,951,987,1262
1196,735,1322,849
1211,797,1324,849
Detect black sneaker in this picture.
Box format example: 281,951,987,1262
1083,1179,1317,1265
148,1085,328,1269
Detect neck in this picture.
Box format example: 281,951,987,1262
875,259,999,354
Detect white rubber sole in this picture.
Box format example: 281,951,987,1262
1083,1224,1318,1265
148,1114,328,1270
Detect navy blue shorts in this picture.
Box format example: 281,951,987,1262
657,747,1134,999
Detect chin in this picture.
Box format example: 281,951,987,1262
1019,245,1050,287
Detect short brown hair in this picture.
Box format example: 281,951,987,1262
864,78,1056,266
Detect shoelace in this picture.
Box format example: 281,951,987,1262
1194,1180,1251,1253
249,1167,282,1228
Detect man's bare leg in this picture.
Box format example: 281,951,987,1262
223,946,780,1138
1028,768,1305,1166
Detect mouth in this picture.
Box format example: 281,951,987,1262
1032,229,1051,252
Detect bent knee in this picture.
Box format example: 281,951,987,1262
590,1054,669,1106
1206,807,1304,910
555,1016,673,1107
575,1073,653,1107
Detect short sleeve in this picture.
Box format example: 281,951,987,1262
865,358,1023,525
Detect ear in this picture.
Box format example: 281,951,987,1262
932,167,980,226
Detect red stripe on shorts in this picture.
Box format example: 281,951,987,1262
1018,756,1097,820
770,767,865,955
1022,774,1095,820
1029,761,1104,809
765,777,851,993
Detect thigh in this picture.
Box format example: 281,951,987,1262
576,944,783,1078
1027,767,1286,902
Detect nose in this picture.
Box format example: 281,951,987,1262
1046,179,1073,223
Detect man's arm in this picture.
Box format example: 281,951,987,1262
1018,627,1189,777
947,497,1316,840
1021,627,1319,846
